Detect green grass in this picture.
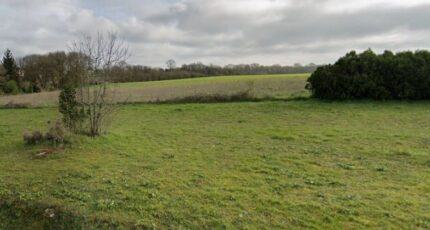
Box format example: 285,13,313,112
114,73,308,88
0,100,429,229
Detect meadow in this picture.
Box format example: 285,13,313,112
0,74,429,229
0,74,308,107
1,102,430,228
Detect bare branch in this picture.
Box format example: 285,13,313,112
67,31,130,136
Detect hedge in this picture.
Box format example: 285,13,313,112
306,49,430,100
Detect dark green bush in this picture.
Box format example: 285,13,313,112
59,86,85,132
3,80,19,95
306,49,430,100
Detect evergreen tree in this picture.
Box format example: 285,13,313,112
59,86,84,132
2,49,18,82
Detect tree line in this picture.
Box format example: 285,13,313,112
0,49,318,95
108,62,317,83
307,49,430,100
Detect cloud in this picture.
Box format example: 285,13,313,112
1,0,430,66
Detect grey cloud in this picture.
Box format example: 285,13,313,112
1,0,430,66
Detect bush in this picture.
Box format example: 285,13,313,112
59,86,85,132
162,81,258,103
23,130,44,145
23,121,66,146
45,120,65,146
3,80,19,95
306,49,430,100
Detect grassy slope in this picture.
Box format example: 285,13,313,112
115,74,308,88
0,74,309,107
0,101,429,229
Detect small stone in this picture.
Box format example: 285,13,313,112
44,208,55,218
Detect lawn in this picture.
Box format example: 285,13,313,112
0,74,309,107
0,100,429,229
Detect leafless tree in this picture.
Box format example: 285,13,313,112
166,59,176,70
68,32,130,136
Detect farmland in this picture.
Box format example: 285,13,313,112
0,79,429,228
0,74,308,107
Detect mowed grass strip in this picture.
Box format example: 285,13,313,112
0,74,309,107
0,100,429,228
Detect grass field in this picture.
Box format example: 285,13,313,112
0,100,429,229
0,74,308,107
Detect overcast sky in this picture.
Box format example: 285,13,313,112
1,0,430,67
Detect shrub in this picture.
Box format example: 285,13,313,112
23,121,67,146
20,81,33,93
23,130,44,145
163,81,258,103
306,49,430,100
3,80,19,95
59,86,85,132
164,90,259,103
45,120,65,146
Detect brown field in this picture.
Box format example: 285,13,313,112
0,74,308,107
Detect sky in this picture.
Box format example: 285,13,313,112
1,0,430,67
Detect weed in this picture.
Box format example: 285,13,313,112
23,130,44,145
376,167,386,172
45,120,65,146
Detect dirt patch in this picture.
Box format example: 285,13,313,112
33,148,63,158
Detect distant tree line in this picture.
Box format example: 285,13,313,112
307,49,430,100
108,62,317,83
0,49,318,95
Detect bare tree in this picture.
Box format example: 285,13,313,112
166,59,176,70
68,32,130,136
